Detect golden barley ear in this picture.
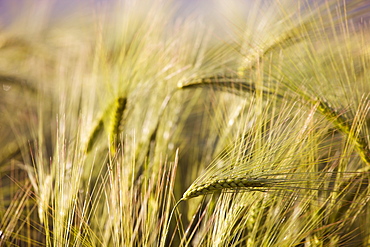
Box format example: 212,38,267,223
109,97,127,154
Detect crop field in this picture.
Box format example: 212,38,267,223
0,0,370,246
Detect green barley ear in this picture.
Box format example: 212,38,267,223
238,25,304,76
237,7,317,77
84,100,114,153
314,98,370,166
181,74,370,166
178,74,281,98
85,119,104,153
109,97,127,154
182,178,273,200
85,97,127,154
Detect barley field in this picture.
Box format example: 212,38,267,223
0,0,370,246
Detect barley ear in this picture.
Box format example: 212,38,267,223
109,97,127,154
182,178,273,200
315,98,370,166
179,74,281,98
85,119,104,153
238,19,310,76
